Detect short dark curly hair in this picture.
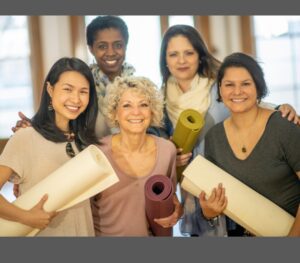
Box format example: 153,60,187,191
86,15,129,47
217,52,268,102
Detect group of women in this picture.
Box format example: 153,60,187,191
0,15,299,236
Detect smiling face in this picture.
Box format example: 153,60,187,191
115,90,152,135
47,71,90,131
220,67,258,113
166,35,199,84
89,28,126,81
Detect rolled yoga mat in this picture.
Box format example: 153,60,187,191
144,175,175,236
172,109,205,182
0,145,119,237
181,155,295,237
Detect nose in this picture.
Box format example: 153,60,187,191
131,105,141,115
106,44,116,56
70,91,80,103
178,53,186,64
233,85,242,95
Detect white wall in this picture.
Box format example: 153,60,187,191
39,16,73,74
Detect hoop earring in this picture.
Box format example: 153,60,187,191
48,100,54,111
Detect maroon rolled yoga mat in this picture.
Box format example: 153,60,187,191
144,174,175,236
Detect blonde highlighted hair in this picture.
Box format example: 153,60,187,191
103,76,164,128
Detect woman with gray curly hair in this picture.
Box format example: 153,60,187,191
91,76,183,236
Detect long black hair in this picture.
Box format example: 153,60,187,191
31,57,99,151
160,24,220,85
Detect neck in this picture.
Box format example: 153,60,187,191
177,79,193,93
230,106,261,130
117,132,148,153
55,119,70,133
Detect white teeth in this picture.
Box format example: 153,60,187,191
106,60,117,65
128,120,143,123
232,99,245,103
66,106,79,111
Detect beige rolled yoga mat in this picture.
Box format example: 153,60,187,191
181,155,295,236
172,109,205,182
0,145,119,237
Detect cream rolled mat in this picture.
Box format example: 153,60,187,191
0,145,119,237
181,155,295,236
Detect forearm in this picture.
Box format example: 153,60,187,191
288,205,300,237
0,194,28,224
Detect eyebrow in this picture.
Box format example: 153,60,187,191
62,83,89,89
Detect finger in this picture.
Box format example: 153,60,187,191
287,111,295,121
217,188,226,207
18,111,30,121
220,196,228,211
294,115,299,125
16,120,23,128
176,148,183,155
208,188,216,202
37,194,48,209
199,191,207,204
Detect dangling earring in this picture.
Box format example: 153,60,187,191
48,99,54,111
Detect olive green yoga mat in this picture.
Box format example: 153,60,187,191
172,109,205,182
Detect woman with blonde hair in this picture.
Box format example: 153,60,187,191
91,76,183,236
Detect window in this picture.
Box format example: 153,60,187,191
169,16,194,27
253,16,300,111
0,16,34,139
85,16,162,87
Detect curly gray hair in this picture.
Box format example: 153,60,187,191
103,76,164,128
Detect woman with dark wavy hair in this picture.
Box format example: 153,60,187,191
150,24,300,237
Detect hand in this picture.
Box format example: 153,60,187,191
11,112,32,133
13,184,20,198
199,183,227,219
278,104,300,125
176,148,192,167
154,195,183,228
22,194,58,229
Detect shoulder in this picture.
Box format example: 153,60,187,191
206,121,224,139
10,127,40,142
268,111,300,135
152,135,176,154
98,135,112,149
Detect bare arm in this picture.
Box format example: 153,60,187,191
0,165,56,229
288,171,300,236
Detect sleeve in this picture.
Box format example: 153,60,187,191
0,130,28,183
204,129,216,163
281,120,300,172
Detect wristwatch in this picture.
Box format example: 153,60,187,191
207,216,219,227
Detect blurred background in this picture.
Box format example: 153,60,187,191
1,15,300,216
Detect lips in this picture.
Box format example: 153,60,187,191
231,98,246,103
105,59,118,66
128,119,143,123
65,105,81,113
177,67,189,71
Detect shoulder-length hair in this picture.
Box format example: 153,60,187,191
160,24,220,85
216,52,268,102
103,76,164,128
31,57,99,151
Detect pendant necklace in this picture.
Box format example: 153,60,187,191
235,108,261,154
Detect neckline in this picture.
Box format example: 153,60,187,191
106,134,159,179
222,111,277,161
